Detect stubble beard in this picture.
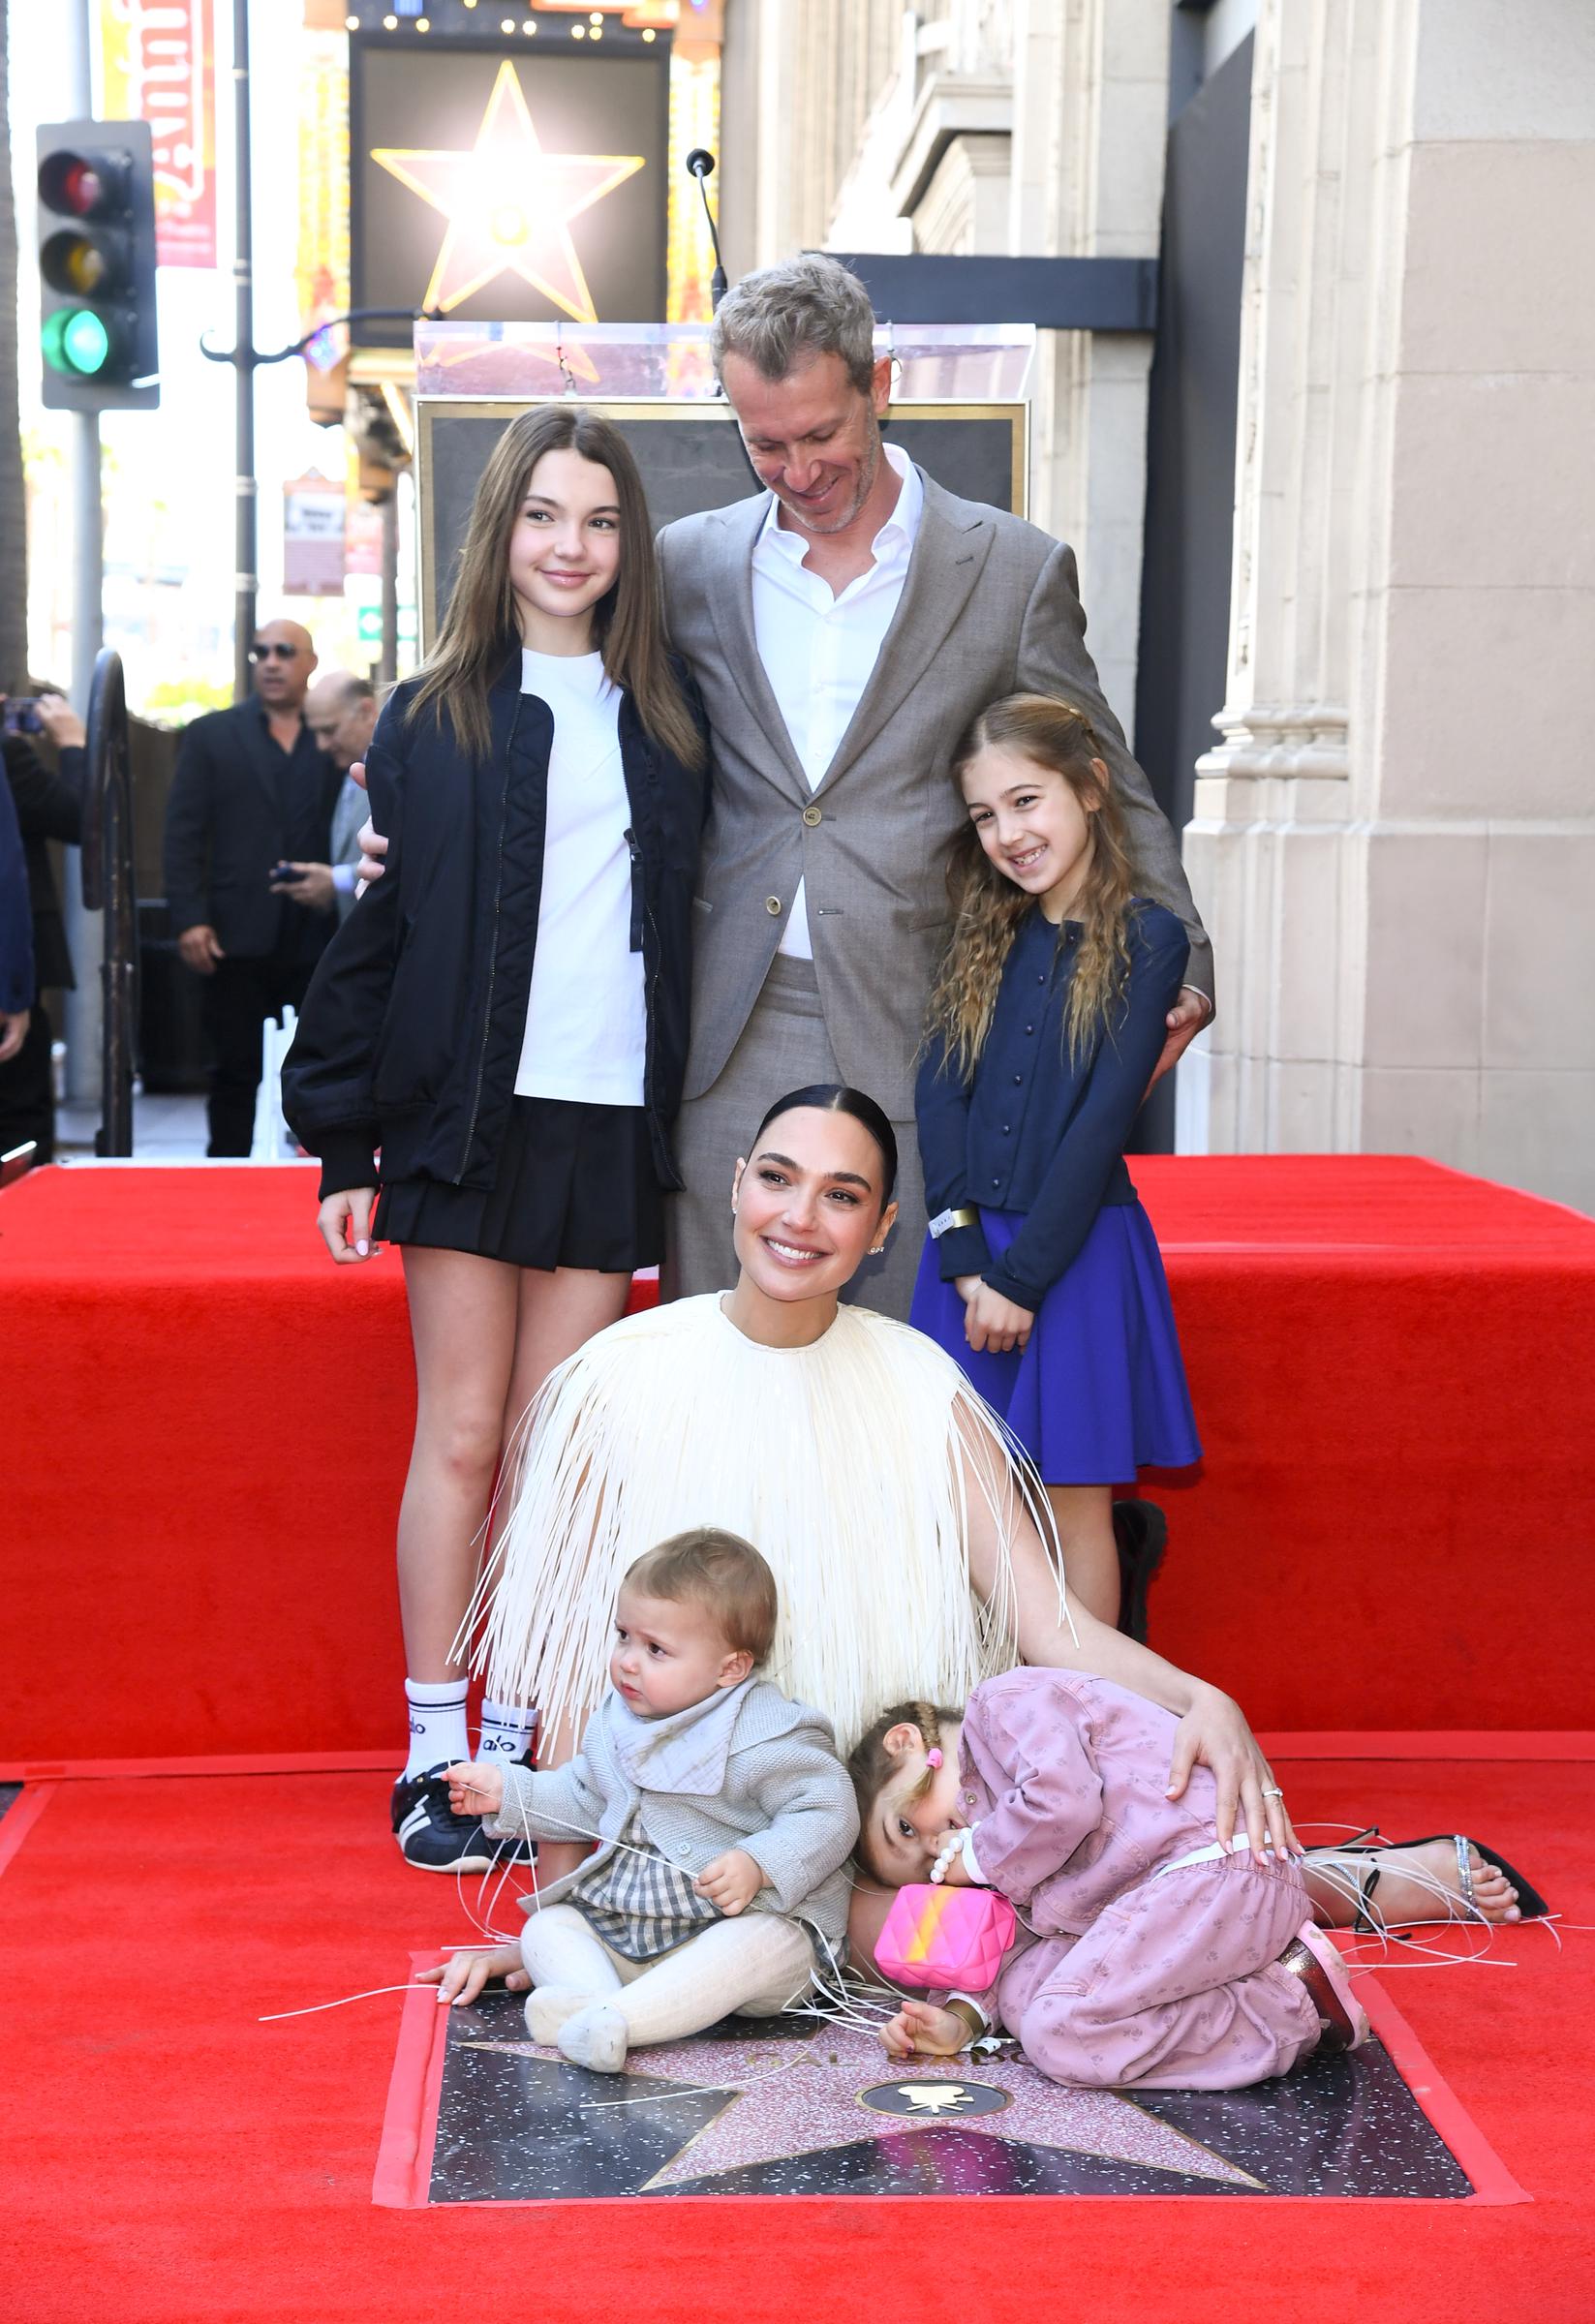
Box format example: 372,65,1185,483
780,419,884,540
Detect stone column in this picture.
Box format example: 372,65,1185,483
1008,0,1170,734
1182,0,1595,1209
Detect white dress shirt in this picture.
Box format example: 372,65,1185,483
750,442,924,959
514,648,647,1108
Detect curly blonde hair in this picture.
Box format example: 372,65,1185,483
924,694,1136,1079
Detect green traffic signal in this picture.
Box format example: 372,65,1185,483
43,306,112,379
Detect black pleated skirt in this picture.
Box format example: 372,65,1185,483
374,1095,662,1273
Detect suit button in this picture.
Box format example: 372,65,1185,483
1012,1074,1023,1086
765,896,782,915
991,1177,1000,1189
1000,1123,1011,1135
802,805,822,827
1024,1024,1034,1036
1037,973,1045,985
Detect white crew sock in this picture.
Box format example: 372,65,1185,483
403,1677,470,1782
558,2003,629,2074
524,1987,600,2045
478,1697,537,1763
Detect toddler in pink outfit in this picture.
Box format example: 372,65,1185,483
850,1667,1365,2090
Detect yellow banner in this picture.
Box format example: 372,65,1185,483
100,0,217,268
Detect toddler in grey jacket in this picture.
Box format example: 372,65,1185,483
422,1529,859,2073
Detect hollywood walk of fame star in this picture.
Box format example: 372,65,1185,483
462,2021,1266,2194
371,60,645,322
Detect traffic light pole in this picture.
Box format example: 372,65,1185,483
62,0,104,1109
231,0,257,704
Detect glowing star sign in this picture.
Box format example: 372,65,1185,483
371,62,645,322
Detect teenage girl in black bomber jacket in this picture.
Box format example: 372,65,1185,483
283,408,706,1870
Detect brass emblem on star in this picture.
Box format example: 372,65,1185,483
859,2079,1013,2119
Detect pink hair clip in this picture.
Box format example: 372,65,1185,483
926,1747,943,1769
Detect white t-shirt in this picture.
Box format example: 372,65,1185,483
514,649,647,1108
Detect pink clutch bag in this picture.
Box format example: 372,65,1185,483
874,1882,1017,1992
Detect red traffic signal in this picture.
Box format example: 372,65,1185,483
38,149,130,220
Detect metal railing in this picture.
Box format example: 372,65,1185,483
80,647,138,1155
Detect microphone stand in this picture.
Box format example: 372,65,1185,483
685,148,728,312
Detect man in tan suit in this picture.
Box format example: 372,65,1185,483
661,254,1212,1315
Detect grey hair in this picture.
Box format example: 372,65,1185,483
710,252,878,397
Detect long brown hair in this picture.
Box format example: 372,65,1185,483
406,405,703,770
924,694,1136,1079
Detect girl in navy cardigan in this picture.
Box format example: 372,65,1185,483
911,693,1200,1632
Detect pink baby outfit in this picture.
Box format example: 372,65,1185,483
957,1667,1319,2091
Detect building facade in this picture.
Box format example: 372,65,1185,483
719,0,1595,1211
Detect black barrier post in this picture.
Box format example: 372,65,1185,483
81,648,138,1157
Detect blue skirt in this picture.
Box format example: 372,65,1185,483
908,1201,1201,1485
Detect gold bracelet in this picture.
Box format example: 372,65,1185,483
942,1998,988,2050
928,1205,979,1239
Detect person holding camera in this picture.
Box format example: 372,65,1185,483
161,619,342,1155
0,688,88,1164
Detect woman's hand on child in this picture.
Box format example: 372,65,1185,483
881,1999,970,2061
317,1186,379,1264
1164,1682,1299,1863
445,1760,506,1818
416,1942,527,2006
961,1281,1034,1355
694,1849,764,1915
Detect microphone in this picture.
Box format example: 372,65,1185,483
684,148,728,312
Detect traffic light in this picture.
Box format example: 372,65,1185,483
36,118,159,412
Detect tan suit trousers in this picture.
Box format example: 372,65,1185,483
663,955,926,1321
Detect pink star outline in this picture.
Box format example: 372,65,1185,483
463,2022,1266,2193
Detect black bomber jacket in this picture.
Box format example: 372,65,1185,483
282,649,707,1198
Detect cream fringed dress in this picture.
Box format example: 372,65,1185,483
471,1294,1054,1749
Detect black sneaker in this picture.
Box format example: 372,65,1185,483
1113,1499,1168,1644
389,1762,535,1874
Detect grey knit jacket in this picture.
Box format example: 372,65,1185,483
487,1679,859,1955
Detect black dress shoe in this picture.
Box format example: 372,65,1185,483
1113,1499,1168,1643
389,1762,535,1874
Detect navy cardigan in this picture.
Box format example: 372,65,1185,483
915,901,1189,1311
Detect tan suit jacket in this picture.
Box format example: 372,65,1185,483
659,470,1211,1123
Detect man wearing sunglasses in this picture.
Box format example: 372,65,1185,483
163,617,342,1155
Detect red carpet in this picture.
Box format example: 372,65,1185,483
4,1154,1593,1757
2,1749,1590,2322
